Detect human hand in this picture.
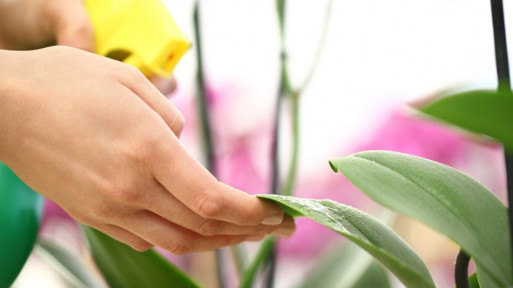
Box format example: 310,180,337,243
0,0,94,51
0,0,178,95
0,46,294,253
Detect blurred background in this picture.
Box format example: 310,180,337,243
14,0,513,287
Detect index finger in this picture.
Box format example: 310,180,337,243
150,133,285,226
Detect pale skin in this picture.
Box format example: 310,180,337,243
0,0,295,254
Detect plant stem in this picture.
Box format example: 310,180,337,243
239,237,275,288
454,250,471,288
193,2,225,288
298,0,333,92
490,0,511,92
490,0,513,280
282,92,299,197
193,1,216,174
230,245,247,280
266,54,287,288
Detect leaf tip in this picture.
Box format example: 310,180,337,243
328,159,339,173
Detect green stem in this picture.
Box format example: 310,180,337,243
282,93,300,197
231,244,247,279
239,237,275,288
298,0,333,91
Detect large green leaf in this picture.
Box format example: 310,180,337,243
257,194,435,288
82,226,200,288
329,150,512,287
0,163,43,287
301,210,396,288
419,89,513,150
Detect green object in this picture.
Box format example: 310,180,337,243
330,150,512,287
240,236,275,288
36,239,103,288
419,89,513,151
82,226,200,288
301,242,390,288
257,194,435,288
452,273,480,288
0,163,43,287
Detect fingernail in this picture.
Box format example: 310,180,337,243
261,213,284,225
271,226,295,238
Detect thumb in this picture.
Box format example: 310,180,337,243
48,0,94,52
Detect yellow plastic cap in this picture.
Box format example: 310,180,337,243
85,0,190,77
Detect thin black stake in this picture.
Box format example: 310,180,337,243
454,250,471,288
490,0,513,280
193,2,225,288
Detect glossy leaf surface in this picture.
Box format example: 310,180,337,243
257,194,434,288
330,150,512,287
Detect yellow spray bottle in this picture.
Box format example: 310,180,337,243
85,0,190,77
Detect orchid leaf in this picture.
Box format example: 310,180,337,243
419,90,513,151
257,194,435,288
329,150,512,287
0,163,43,287
35,239,103,288
469,273,481,288
82,226,200,288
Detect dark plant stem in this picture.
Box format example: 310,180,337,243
265,0,290,286
193,2,225,288
193,1,216,174
266,52,288,288
491,0,511,92
454,250,471,288
490,0,513,280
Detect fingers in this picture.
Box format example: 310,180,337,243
120,210,250,255
120,68,185,137
139,182,295,237
46,0,95,51
147,135,286,227
92,223,153,252
149,75,178,96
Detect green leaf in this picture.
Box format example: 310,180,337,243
329,150,512,287
301,210,396,288
257,194,435,288
419,90,513,151
35,239,103,288
300,242,390,288
470,273,481,288
82,226,200,288
0,163,43,287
